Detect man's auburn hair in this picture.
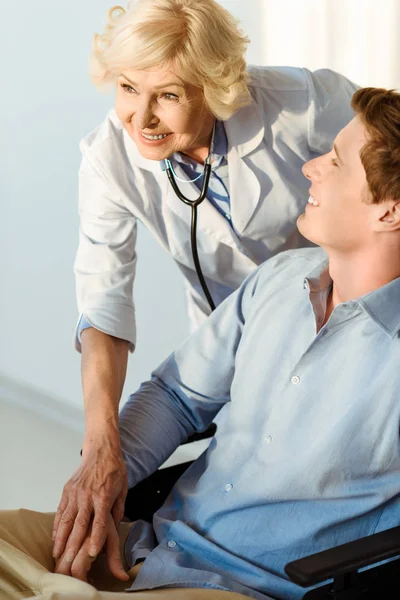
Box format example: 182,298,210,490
352,87,400,204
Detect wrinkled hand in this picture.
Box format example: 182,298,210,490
52,439,128,572
55,512,129,583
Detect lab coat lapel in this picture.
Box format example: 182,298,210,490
227,146,261,235
224,99,265,234
163,162,244,249
123,124,259,249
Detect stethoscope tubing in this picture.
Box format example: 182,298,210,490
165,163,216,312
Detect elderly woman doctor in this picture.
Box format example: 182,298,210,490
53,0,358,579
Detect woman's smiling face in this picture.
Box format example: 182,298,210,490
115,67,215,162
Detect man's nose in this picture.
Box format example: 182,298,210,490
302,156,322,182
135,100,158,130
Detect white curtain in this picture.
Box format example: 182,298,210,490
220,0,400,89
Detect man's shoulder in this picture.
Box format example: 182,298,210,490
238,247,327,311
255,247,327,285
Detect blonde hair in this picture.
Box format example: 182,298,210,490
351,87,400,204
89,0,251,120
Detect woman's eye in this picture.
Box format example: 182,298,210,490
331,158,338,167
121,83,137,94
162,93,179,101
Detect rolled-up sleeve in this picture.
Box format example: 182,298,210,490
74,141,137,353
304,68,359,154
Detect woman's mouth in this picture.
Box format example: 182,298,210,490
140,131,171,141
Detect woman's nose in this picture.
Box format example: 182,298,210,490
135,101,158,130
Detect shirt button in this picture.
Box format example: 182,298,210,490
224,483,233,492
291,375,300,385
264,435,273,444
167,540,177,549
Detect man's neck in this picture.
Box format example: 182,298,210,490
323,244,400,323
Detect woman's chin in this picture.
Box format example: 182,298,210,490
135,134,175,161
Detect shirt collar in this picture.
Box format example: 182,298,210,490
162,120,228,171
303,256,331,293
358,277,400,338
303,255,400,337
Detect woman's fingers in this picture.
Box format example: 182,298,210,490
52,493,68,542
87,499,111,558
55,506,94,563
52,444,128,565
55,535,97,582
52,501,78,559
54,514,128,583
111,484,129,527
105,520,130,581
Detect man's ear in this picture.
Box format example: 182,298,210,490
375,200,400,232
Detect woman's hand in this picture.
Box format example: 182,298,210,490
55,510,129,583
52,436,128,567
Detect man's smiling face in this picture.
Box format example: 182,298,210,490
297,116,374,252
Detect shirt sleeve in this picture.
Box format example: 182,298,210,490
75,315,93,346
119,265,262,489
304,68,360,154
73,140,137,353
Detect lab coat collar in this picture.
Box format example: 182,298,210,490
224,96,265,158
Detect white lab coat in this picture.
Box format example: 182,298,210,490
74,65,358,351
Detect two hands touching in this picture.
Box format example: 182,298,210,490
52,437,129,583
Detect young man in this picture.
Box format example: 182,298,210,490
1,87,400,600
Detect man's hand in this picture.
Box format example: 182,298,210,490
52,438,128,566
55,512,129,583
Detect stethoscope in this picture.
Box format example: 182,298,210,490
164,123,216,312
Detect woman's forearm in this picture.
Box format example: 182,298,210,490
80,328,129,452
53,328,130,565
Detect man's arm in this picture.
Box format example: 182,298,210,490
53,328,129,575
118,264,262,489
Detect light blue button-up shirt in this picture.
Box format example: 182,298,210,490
119,247,400,600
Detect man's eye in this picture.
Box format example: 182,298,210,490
331,158,339,167
121,83,137,94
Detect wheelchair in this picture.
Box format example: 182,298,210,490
124,423,400,600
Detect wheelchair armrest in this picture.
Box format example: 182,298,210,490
284,525,400,587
